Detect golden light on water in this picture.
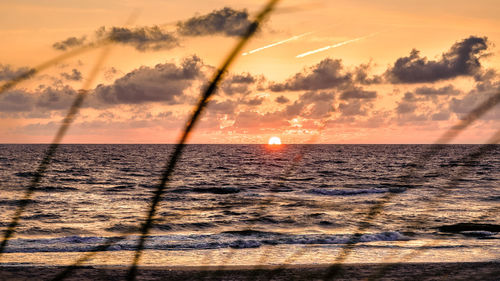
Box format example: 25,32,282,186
268,136,282,145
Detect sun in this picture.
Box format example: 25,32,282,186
268,136,282,145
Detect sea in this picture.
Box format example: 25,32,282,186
0,144,498,267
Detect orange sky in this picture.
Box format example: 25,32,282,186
0,0,499,143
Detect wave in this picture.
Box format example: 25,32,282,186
0,199,40,206
171,187,241,194
3,231,409,253
437,223,500,233
36,186,78,192
307,188,387,196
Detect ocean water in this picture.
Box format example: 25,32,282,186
0,144,498,266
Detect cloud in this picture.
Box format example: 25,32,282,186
51,7,252,52
206,96,264,118
393,82,484,123
396,101,417,114
96,26,179,51
60,69,82,81
338,100,368,116
94,56,204,105
275,95,290,104
402,92,418,102
52,36,87,51
207,99,237,114
0,90,34,113
231,111,288,129
220,73,257,96
239,96,264,106
269,58,353,91
0,64,33,81
284,91,335,119
0,56,206,116
354,63,383,85
52,26,178,52
176,7,252,37
431,111,451,121
386,36,489,83
340,88,377,100
394,86,456,121
301,91,335,102
104,67,120,81
392,86,461,121
0,85,77,114
450,81,500,120
474,68,497,83
414,84,461,96
36,85,77,110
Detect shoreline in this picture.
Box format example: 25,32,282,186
0,261,498,280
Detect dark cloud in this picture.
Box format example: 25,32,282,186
338,100,368,116
0,64,33,81
389,85,460,122
51,8,252,53
94,56,204,105
395,91,425,119
386,36,489,83
36,85,78,110
206,96,264,117
52,36,87,51
394,91,456,123
227,73,256,84
450,81,500,120
1,56,206,117
231,111,288,129
414,85,461,96
52,26,178,52
239,97,264,106
269,59,353,91
306,101,335,118
0,85,77,114
177,7,252,37
340,88,377,100
392,83,482,123
220,73,256,96
207,99,237,114
0,90,34,112
104,67,120,81
60,69,82,81
354,63,383,85
431,111,451,121
97,26,179,51
283,91,335,119
396,101,417,114
474,68,497,83
402,92,418,102
301,91,335,102
275,95,290,104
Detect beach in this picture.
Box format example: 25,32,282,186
0,262,498,280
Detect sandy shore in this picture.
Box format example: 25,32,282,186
0,262,498,280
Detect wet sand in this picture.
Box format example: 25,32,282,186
0,262,498,280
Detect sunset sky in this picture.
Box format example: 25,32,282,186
0,0,499,144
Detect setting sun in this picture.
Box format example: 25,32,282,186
268,136,282,145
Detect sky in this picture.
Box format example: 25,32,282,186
0,0,499,144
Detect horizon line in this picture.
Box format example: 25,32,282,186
0,143,493,145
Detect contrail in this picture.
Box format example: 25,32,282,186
243,32,312,56
296,33,377,58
